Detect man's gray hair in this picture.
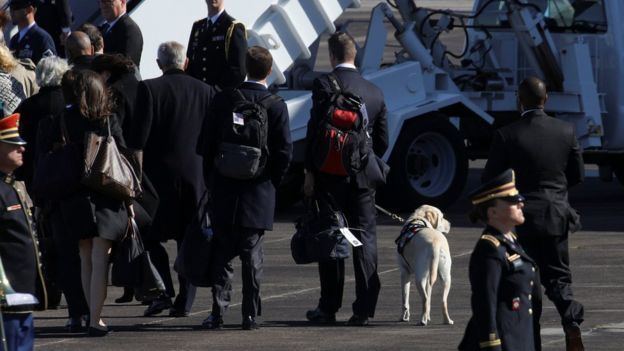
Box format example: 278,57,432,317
157,41,186,70
36,56,70,87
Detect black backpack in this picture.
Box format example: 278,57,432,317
311,73,369,176
214,89,280,180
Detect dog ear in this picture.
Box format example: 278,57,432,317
424,210,438,229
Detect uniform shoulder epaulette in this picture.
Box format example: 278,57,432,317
480,234,500,248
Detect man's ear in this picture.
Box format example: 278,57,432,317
183,57,189,71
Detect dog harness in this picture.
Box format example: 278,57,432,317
395,220,428,255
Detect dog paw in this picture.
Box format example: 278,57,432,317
444,319,454,325
418,320,428,326
400,311,410,322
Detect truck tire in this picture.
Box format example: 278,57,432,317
384,117,468,210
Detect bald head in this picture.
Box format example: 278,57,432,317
65,31,93,61
518,76,548,110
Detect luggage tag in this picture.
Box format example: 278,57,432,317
339,227,362,247
233,112,244,126
360,103,370,138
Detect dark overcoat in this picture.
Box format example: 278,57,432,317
129,69,215,241
37,107,128,242
481,109,584,236
459,226,540,351
102,14,144,68
15,85,65,187
201,82,292,230
186,11,247,89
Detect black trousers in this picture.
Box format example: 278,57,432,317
519,233,584,326
48,209,89,318
315,180,381,318
210,225,264,318
144,237,195,311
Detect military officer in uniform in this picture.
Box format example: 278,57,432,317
8,0,57,64
186,0,247,90
0,113,46,351
459,169,541,351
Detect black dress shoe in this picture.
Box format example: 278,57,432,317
143,298,173,317
65,317,85,333
88,326,109,337
564,323,585,351
242,316,259,330
346,315,369,326
115,288,134,303
306,307,336,324
169,308,190,318
201,314,223,329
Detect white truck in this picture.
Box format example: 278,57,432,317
69,0,624,209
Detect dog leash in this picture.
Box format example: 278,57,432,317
375,204,405,223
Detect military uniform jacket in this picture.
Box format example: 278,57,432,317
482,110,584,236
0,174,46,312
9,24,57,65
186,11,247,90
459,226,539,351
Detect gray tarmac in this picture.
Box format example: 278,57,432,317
33,167,624,350
34,1,624,349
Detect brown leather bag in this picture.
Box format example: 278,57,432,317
82,117,142,200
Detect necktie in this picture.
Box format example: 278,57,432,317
207,19,213,31
102,23,111,35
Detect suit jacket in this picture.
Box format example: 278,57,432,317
459,227,539,351
186,11,247,89
202,82,293,230
305,66,389,189
129,69,215,240
34,0,73,53
15,85,65,187
9,24,57,64
482,110,584,236
102,14,144,68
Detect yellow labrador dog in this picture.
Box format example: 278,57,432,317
396,205,453,326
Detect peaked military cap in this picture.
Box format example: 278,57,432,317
470,169,524,205
9,0,37,10
0,113,27,145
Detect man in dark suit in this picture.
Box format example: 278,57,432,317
9,0,57,64
482,76,585,351
34,0,73,56
129,41,216,317
200,46,292,330
99,0,143,68
186,0,246,89
303,31,388,326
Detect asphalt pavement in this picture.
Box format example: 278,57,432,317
33,168,624,350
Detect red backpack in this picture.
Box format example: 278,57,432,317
311,74,369,176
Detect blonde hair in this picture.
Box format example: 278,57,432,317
0,45,17,73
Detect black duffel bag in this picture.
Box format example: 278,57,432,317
291,197,350,264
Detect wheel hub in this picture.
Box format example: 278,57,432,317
404,132,457,198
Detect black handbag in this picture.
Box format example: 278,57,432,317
111,218,166,300
174,191,213,287
111,218,144,287
31,114,82,201
291,197,351,264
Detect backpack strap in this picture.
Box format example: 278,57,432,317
256,93,282,111
327,73,342,93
